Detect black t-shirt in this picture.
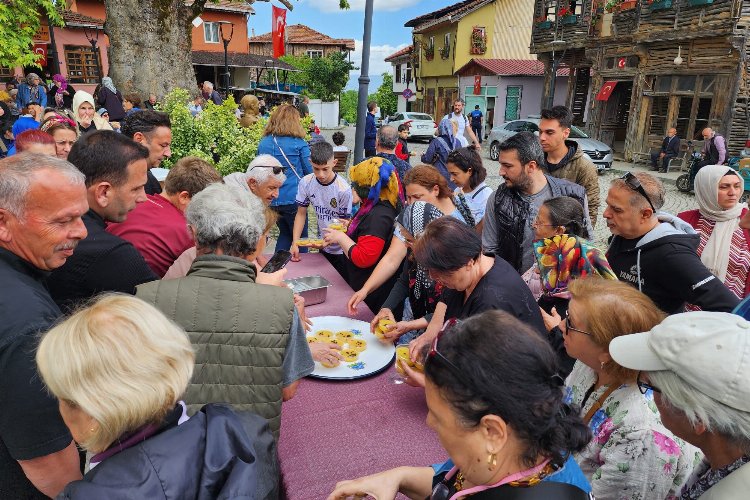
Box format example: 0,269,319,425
145,168,162,195
441,256,546,334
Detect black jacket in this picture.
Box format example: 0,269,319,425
46,209,158,313
58,404,279,499
607,213,739,314
661,135,680,157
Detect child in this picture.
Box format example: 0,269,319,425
332,131,349,152
395,123,415,161
291,141,353,276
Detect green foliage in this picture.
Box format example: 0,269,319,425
161,88,266,176
0,1,62,68
372,73,397,118
339,90,358,124
279,52,357,102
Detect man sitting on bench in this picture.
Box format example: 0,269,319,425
650,127,680,173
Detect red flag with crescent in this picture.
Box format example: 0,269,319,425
33,44,48,67
596,81,618,101
473,75,481,95
272,6,287,58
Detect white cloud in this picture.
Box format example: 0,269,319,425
349,40,408,81
312,0,422,13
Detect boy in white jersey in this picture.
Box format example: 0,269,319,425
291,141,353,277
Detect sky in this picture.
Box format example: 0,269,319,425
248,0,459,92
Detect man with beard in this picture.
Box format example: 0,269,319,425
0,153,87,498
46,131,158,312
482,132,593,273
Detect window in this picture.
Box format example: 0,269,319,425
405,63,412,83
204,22,219,43
0,66,12,79
395,64,401,83
504,86,522,121
307,50,323,58
649,96,669,135
64,45,101,84
444,33,450,47
505,121,524,132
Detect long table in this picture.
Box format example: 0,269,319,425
279,253,445,499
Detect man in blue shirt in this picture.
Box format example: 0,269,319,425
365,101,377,157
469,105,483,144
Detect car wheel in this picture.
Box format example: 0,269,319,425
489,141,500,161
741,191,750,204
676,174,692,193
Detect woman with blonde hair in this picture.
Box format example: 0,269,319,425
257,103,313,251
561,278,701,499
37,294,277,498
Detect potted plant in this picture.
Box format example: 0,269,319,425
558,7,577,25
424,43,434,61
620,0,637,9
470,27,487,55
534,14,552,29
439,44,450,59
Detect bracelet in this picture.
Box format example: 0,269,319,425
347,244,356,260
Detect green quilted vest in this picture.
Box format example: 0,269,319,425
136,255,293,437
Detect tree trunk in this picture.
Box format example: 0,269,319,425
104,0,205,98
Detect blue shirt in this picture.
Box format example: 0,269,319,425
257,135,313,206
365,113,377,150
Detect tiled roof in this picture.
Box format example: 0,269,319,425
384,45,413,62
455,58,570,77
249,24,355,51
190,1,255,14
192,51,297,70
61,10,104,29
405,0,490,28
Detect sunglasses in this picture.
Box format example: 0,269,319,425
564,310,592,337
620,172,656,213
251,165,283,175
636,371,661,395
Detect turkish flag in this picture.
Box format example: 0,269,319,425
33,43,47,67
595,80,618,101
272,6,286,58
473,75,481,95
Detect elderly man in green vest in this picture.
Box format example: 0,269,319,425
136,183,314,438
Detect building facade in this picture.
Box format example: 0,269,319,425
384,46,415,113
532,0,750,159
248,24,355,59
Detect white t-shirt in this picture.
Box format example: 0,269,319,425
456,182,492,222
296,173,353,254
444,112,469,147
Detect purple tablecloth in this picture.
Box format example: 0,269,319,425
279,254,445,499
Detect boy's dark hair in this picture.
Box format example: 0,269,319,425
310,141,334,166
332,131,345,146
120,110,171,139
367,101,377,112
397,124,409,133
540,105,573,129
68,130,149,187
124,93,142,108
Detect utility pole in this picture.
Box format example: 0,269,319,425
353,0,374,164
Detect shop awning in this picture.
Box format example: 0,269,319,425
595,81,618,101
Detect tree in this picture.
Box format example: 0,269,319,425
279,52,356,102
340,90,358,124
0,1,62,68
371,73,397,118
104,0,350,98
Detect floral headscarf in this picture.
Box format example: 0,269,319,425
533,234,617,299
348,156,403,236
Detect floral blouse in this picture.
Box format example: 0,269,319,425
564,362,703,500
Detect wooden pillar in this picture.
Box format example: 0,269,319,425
539,53,555,110
623,71,646,161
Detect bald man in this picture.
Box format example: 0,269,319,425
650,127,680,173
690,127,727,184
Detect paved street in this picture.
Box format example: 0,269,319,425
320,126,698,247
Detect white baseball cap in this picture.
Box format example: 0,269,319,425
609,311,750,412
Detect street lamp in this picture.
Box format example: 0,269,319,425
218,21,234,99
83,24,101,83
353,0,374,163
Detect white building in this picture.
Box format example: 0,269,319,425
384,46,415,114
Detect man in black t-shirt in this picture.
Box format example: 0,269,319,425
0,153,87,498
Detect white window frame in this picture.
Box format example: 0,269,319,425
307,50,324,58
444,33,451,47
204,22,219,43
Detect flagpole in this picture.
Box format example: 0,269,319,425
353,0,374,164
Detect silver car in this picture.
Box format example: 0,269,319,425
487,118,613,172
387,112,438,141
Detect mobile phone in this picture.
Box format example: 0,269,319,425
260,250,292,273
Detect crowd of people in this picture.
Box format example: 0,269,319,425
1,71,749,500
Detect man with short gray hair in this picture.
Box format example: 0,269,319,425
375,125,411,180
202,81,223,105
0,153,87,497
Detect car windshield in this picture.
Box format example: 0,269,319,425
569,125,589,139
406,113,433,121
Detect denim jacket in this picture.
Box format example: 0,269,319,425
257,135,313,206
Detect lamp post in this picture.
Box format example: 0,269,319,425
83,24,101,83
353,0,375,164
218,21,234,99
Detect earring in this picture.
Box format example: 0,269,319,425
600,361,606,369
487,453,497,471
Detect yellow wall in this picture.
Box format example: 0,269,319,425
415,24,458,78
489,0,534,59
455,4,497,68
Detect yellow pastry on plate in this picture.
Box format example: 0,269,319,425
341,348,359,362
296,238,312,247
307,336,321,344
349,338,367,352
374,319,395,339
316,330,334,339
336,330,354,341
327,337,344,347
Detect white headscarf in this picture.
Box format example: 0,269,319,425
694,164,747,281
102,77,117,94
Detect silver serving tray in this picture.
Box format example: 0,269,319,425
284,275,332,306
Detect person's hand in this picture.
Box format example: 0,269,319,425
256,268,288,287
370,308,395,334
322,227,346,246
409,324,438,362
659,152,665,158
472,142,481,150
347,289,368,316
399,359,426,388
110,121,121,130
382,321,416,341
539,306,561,333
294,294,313,332
327,469,401,500
309,342,343,365
290,243,301,262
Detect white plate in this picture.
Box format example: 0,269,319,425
308,316,396,380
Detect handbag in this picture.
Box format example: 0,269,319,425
272,135,302,180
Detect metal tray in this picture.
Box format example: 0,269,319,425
284,275,332,306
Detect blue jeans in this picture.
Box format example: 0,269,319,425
272,204,308,252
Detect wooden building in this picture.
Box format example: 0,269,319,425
248,24,355,59
531,0,750,159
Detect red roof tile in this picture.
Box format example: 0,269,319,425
455,59,570,77
61,10,104,29
384,45,413,62
249,24,355,51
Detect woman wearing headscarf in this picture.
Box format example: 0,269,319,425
421,117,460,189
678,164,750,304
16,73,47,108
96,76,126,121
47,74,75,109
73,90,113,134
323,156,403,313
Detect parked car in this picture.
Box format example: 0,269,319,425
487,118,613,172
387,112,438,140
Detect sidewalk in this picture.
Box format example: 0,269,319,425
609,159,685,185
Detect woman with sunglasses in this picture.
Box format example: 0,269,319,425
446,147,492,225
678,165,750,305
328,310,593,500
561,278,700,500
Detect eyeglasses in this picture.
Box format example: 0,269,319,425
564,310,592,337
251,165,283,175
427,318,475,390
636,371,661,395
620,172,656,213
531,218,557,229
